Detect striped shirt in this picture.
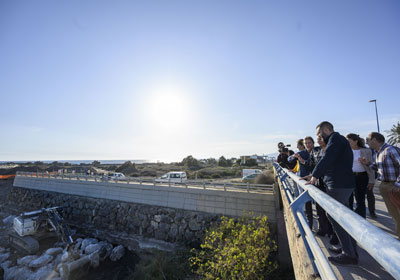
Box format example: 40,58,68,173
371,143,400,183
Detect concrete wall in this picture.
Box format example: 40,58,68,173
274,169,317,280
13,176,276,221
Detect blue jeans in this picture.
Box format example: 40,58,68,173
326,187,357,258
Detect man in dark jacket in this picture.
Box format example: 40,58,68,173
308,121,357,266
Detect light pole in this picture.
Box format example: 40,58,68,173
369,99,380,133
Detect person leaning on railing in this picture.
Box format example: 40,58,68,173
307,121,358,266
300,135,335,243
360,132,400,239
294,137,317,229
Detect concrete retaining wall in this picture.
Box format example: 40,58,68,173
13,176,276,220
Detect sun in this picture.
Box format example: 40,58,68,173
149,86,190,131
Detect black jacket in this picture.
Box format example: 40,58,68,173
312,132,355,189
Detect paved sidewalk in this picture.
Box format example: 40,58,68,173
313,183,397,280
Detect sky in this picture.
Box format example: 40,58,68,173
0,0,399,163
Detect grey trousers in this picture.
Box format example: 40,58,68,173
326,187,357,258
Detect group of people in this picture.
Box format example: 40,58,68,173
277,121,400,266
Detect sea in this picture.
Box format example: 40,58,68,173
0,160,149,165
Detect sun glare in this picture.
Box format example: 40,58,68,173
149,86,190,131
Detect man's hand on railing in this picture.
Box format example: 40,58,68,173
305,176,318,185
301,175,311,181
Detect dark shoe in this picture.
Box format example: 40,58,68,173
316,229,327,237
369,212,377,218
328,253,358,266
329,234,339,245
328,246,342,254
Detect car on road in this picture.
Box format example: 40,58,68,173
242,173,258,183
155,172,187,183
108,172,126,180
242,169,262,179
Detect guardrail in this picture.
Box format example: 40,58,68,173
16,171,274,194
274,162,400,280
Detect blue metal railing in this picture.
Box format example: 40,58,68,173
274,162,400,280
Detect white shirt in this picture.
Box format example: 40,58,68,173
352,149,366,173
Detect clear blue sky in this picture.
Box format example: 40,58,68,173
1,0,399,162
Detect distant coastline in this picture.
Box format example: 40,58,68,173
0,160,149,165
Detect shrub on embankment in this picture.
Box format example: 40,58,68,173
255,169,275,185
190,215,278,280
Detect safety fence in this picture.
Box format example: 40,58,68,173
274,162,400,280
16,171,274,194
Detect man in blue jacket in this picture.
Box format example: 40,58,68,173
308,121,357,266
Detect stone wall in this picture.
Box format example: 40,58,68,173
9,187,223,246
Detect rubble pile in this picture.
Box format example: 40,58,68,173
0,237,126,280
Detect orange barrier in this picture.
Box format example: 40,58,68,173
0,175,16,180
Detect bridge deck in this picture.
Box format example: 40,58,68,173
312,184,397,280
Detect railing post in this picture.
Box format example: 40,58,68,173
290,190,318,275
203,182,206,190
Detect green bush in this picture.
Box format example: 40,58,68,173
190,215,278,279
115,161,138,176
132,249,191,280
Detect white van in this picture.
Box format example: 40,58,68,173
155,172,187,183
108,172,126,180
242,169,262,179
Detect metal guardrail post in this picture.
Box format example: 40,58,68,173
290,190,319,275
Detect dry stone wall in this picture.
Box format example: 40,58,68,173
9,187,222,246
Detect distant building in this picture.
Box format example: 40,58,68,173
240,155,271,165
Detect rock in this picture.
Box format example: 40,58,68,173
88,251,100,268
45,247,63,256
0,260,11,270
4,265,32,280
169,224,178,239
28,264,59,280
154,230,167,240
80,238,98,252
61,251,69,263
188,219,201,231
2,215,15,225
84,243,102,255
0,252,10,263
29,254,53,268
109,245,125,262
154,215,161,223
151,221,158,229
160,214,169,223
184,230,194,240
17,255,37,266
98,241,113,260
